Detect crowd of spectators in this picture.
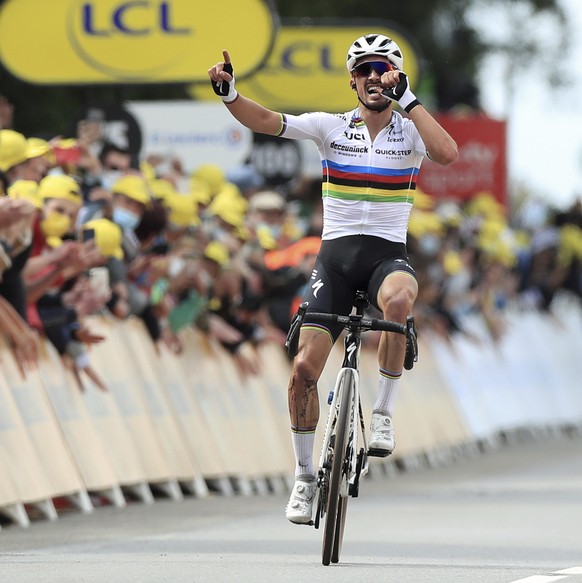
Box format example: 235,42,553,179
1,95,581,389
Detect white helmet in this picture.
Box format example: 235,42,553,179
346,34,404,72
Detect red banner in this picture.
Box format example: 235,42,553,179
417,115,507,206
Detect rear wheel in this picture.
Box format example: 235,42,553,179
322,369,354,566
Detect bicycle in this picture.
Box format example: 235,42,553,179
285,290,418,566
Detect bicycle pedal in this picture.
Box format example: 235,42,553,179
367,447,392,459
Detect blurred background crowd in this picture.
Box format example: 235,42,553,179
1,94,581,390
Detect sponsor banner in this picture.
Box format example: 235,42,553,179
85,316,175,483
0,337,87,498
417,115,507,206
38,340,121,492
156,341,229,480
191,20,420,113
0,357,55,503
126,101,253,175
120,319,203,483
183,332,251,477
0,0,276,84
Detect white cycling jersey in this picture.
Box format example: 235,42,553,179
278,108,427,243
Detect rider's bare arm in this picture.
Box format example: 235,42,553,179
208,49,282,136
407,106,458,166
225,94,283,136
380,69,458,166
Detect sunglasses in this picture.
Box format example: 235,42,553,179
352,61,395,77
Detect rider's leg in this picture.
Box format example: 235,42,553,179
288,327,334,477
286,327,334,524
376,271,418,406
369,272,418,454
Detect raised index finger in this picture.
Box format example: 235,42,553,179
222,50,231,65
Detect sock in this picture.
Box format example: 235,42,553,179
291,426,316,478
373,368,402,417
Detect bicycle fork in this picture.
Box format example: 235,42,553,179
313,367,369,527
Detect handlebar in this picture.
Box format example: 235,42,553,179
285,302,414,359
302,311,406,335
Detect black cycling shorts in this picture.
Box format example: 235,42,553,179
301,235,416,341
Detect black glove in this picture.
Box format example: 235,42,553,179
382,72,421,113
211,63,238,103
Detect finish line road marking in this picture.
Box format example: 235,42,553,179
508,577,568,583
508,568,582,583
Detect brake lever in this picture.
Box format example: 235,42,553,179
285,302,308,357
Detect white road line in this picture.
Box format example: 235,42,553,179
554,567,582,575
508,577,568,583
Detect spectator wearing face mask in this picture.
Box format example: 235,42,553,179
23,174,95,308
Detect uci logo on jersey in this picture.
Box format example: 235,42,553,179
69,0,193,77
343,131,366,141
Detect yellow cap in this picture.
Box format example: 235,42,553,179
190,176,212,206
53,137,78,149
213,182,248,213
38,174,82,205
235,224,250,241
7,180,42,209
150,178,177,201
192,163,225,196
164,192,200,227
256,224,278,250
209,200,244,227
81,219,124,260
26,137,51,160
203,240,229,266
412,188,434,210
140,160,156,184
443,250,463,275
208,182,247,227
111,175,150,206
408,210,444,238
0,129,28,171
466,191,505,218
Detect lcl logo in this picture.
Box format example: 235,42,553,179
68,0,195,76
279,42,343,72
81,1,191,36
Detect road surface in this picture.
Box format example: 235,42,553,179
1,431,581,583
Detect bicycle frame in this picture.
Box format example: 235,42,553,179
317,332,369,500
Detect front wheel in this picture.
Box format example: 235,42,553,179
321,369,354,566
331,495,349,563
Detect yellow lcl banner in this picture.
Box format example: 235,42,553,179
191,24,420,113
0,0,276,84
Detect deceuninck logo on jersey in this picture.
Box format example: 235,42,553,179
0,0,277,84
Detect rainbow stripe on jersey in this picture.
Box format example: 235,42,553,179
322,159,418,204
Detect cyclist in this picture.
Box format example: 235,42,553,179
209,34,458,524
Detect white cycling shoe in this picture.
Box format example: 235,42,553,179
368,410,395,457
285,474,316,524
